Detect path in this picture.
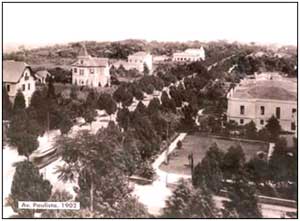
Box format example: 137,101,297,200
132,133,188,215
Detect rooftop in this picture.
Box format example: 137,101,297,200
231,78,297,101
3,60,30,83
72,57,109,67
129,51,150,57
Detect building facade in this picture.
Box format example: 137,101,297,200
72,45,110,87
227,73,297,133
173,47,205,62
128,51,153,73
3,60,37,107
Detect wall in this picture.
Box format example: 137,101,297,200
227,97,297,132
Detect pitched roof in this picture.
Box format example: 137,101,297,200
35,70,51,78
72,57,109,67
129,51,150,57
3,60,30,83
232,79,297,101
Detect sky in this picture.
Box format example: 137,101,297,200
3,3,298,51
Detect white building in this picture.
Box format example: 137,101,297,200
227,73,297,133
128,51,153,73
35,70,51,84
72,45,110,87
173,47,205,62
112,51,153,74
3,60,37,107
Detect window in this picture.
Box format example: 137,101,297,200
260,106,265,115
240,119,244,125
28,83,30,90
79,69,84,75
90,68,94,74
74,68,77,73
276,107,281,119
22,84,25,91
292,108,296,114
6,85,10,92
291,122,296,131
240,105,245,115
80,60,84,64
260,119,264,125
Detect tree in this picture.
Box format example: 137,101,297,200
135,101,147,115
98,93,117,119
268,137,289,183
83,108,97,128
116,107,131,131
41,190,79,218
222,144,246,179
47,76,56,98
143,63,150,75
85,90,97,109
55,128,139,214
223,175,262,218
265,115,281,142
245,154,270,184
7,110,42,157
13,90,26,113
193,143,224,193
163,179,219,218
9,160,52,218
243,121,257,140
147,97,161,114
3,86,13,120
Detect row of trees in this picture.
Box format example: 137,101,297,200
192,139,297,201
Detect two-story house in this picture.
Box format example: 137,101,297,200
72,45,110,87
3,60,37,107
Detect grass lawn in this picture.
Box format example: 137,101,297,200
160,133,269,175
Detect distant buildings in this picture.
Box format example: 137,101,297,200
128,51,153,73
173,47,205,62
227,72,297,133
153,55,170,63
112,51,153,74
3,60,37,107
35,70,51,84
72,45,110,87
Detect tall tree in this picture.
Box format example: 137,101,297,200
9,160,52,218
3,86,13,120
7,110,42,157
265,115,282,142
243,121,257,140
193,143,224,193
222,144,246,179
13,90,26,113
143,63,150,75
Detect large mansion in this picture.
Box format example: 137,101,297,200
72,45,110,87
3,60,37,107
173,47,205,62
227,73,297,133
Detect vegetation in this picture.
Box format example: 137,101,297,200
9,161,52,218
163,179,219,218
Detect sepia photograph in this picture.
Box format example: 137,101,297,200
2,1,298,219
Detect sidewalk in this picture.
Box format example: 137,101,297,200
132,133,190,216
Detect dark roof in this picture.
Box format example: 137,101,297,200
3,60,30,83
